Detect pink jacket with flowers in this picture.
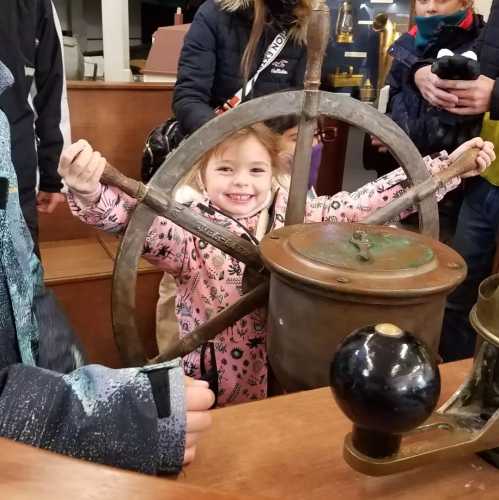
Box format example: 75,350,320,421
68,154,458,406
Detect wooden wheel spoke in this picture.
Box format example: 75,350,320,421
365,178,437,226
365,147,480,227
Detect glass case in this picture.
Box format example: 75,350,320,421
326,0,413,101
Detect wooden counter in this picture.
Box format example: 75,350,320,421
1,359,496,499
178,358,499,499
0,437,266,500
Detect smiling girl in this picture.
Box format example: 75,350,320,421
59,124,493,406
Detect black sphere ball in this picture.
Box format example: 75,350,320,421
330,324,441,457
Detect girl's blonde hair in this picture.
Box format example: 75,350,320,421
178,123,284,193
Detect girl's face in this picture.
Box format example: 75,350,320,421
203,135,273,217
415,0,468,17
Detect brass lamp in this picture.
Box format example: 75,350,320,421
336,0,354,43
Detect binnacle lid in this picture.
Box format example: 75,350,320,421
259,222,467,297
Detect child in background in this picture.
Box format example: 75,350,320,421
386,0,483,156
265,115,322,192
59,124,494,407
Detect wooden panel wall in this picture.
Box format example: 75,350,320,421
39,81,174,242
66,81,174,179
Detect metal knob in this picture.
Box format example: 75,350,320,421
350,229,371,261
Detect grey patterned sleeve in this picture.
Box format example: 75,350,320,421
0,362,186,474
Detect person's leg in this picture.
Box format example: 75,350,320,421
437,186,464,246
440,179,499,361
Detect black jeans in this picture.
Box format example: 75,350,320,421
440,178,499,361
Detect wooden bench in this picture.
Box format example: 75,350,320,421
41,233,162,368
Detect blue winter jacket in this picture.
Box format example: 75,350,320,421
387,10,484,156
0,61,186,475
173,0,337,136
475,0,499,120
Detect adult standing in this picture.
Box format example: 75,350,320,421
413,0,499,361
173,0,336,137
0,0,69,251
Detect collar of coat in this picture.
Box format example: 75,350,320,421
216,0,310,44
408,8,474,37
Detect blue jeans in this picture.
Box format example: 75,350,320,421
440,178,499,361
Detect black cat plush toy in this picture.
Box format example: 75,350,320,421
431,49,480,80
426,49,482,152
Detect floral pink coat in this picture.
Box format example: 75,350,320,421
69,154,458,406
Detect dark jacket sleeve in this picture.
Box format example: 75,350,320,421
478,3,499,120
386,58,437,154
386,59,415,136
0,360,186,474
386,60,404,115
33,0,66,193
490,79,499,120
173,0,219,136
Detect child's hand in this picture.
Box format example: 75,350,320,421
448,137,496,178
184,377,214,465
58,139,106,202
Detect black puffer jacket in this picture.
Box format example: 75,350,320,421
475,0,499,120
0,0,67,196
173,0,336,136
387,10,484,156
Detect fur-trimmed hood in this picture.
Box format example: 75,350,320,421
216,0,310,43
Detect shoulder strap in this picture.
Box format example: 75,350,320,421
216,30,290,114
240,30,290,98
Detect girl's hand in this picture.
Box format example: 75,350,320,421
449,137,496,178
58,139,106,202
183,377,214,465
